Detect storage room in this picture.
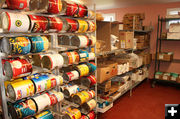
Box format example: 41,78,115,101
0,0,179,119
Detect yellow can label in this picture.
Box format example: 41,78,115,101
78,20,88,33
76,91,90,104
77,64,89,77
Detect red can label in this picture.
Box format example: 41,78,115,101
48,0,62,14
78,5,88,17
66,18,78,32
6,0,27,10
47,93,58,106
87,75,96,86
9,59,32,78
66,2,78,16
48,17,63,32
66,72,74,81
29,15,48,33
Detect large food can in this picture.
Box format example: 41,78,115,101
78,5,88,18
42,54,64,70
1,37,31,55
77,20,89,33
79,50,89,62
29,15,48,33
34,110,54,119
87,21,96,32
48,17,63,32
1,12,30,32
82,99,97,113
63,70,79,82
7,79,35,101
32,54,45,67
81,75,96,87
71,35,89,48
6,0,28,10
62,51,80,66
48,90,64,102
32,93,51,113
63,85,80,98
65,2,78,17
30,36,49,53
47,0,63,14
65,18,78,32
73,90,93,105
12,99,37,118
81,111,96,119
4,59,32,79
63,108,81,119
75,64,90,77
58,35,71,45
88,36,96,46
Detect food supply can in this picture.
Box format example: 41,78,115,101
78,4,88,18
87,62,96,73
73,91,90,105
34,110,54,119
65,18,78,32
63,70,79,82
89,35,96,46
30,36,49,53
46,0,63,14
29,15,48,33
6,0,28,10
62,51,80,66
48,17,63,32
1,37,31,55
58,35,71,45
87,21,96,32
71,35,89,48
63,85,80,98
7,79,35,101
1,12,30,32
32,93,51,113
42,54,64,70
77,20,89,33
88,10,95,19
81,75,96,87
65,2,78,17
63,108,81,119
81,111,96,119
88,53,95,61
75,64,90,77
48,90,64,102
4,59,32,79
82,99,97,114
12,99,37,118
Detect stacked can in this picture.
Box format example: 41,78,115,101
63,85,80,98
6,0,28,10
79,50,89,62
65,18,79,32
62,51,80,66
82,99,97,114
48,17,63,32
63,108,81,119
81,111,96,119
81,75,96,87
30,110,54,119
71,35,89,48
75,64,90,77
58,35,71,45
63,70,80,82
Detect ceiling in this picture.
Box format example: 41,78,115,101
96,0,180,10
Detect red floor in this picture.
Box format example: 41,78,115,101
98,80,180,119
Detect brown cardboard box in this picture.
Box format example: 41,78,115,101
97,65,112,84
119,31,134,49
98,80,111,92
162,73,171,80
152,52,173,61
136,42,144,49
107,63,118,77
169,23,180,32
167,32,180,39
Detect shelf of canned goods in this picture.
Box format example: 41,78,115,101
0,0,97,119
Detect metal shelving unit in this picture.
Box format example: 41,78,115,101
0,1,98,119
152,16,180,87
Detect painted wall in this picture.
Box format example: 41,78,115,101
98,2,180,78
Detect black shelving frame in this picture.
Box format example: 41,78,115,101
152,16,180,87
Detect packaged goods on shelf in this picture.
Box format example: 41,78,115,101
82,99,97,114
119,31,134,49
29,110,54,119
63,107,81,119
6,0,28,10
162,73,171,80
62,51,80,66
63,85,80,98
81,111,96,119
170,73,179,81
152,52,174,61
169,23,180,32
111,34,119,51
98,80,111,93
167,32,180,39
63,70,80,82
81,75,96,87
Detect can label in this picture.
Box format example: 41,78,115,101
33,93,51,113
71,109,81,119
66,85,80,96
78,5,88,18
35,110,53,119
76,64,89,77
29,15,48,33
30,36,49,53
66,52,79,65
48,17,63,32
9,37,31,55
87,90,95,99
5,12,30,32
6,0,28,10
88,53,95,61
87,75,96,86
87,99,97,111
9,59,32,79
48,91,64,102
78,20,89,33
48,0,62,14
66,3,78,16
78,35,89,47
47,93,58,106
88,21,96,32
76,91,90,104
9,79,35,100
66,18,78,32
89,36,96,46
14,99,37,118
66,71,79,81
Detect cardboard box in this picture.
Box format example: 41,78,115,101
162,73,171,80
119,31,134,49
169,24,180,32
155,72,163,79
97,65,112,84
136,42,145,49
167,32,180,39
152,52,174,61
98,80,111,92
108,63,118,77
171,73,178,81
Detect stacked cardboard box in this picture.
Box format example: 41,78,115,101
119,31,134,49
155,72,180,83
123,13,145,30
139,52,152,65
135,34,150,49
152,52,174,61
167,23,180,39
